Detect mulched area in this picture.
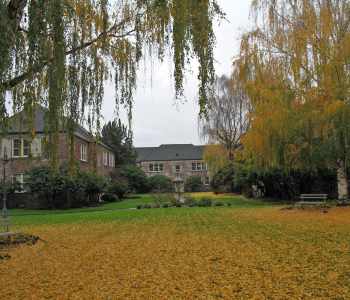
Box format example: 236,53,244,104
0,233,40,260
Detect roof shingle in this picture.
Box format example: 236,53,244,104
136,144,205,162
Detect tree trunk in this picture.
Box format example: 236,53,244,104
337,159,348,201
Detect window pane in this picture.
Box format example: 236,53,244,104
149,164,153,171
23,140,30,156
13,139,21,156
192,163,196,171
159,164,163,171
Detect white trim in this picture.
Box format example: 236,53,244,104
12,138,30,158
80,143,88,162
149,163,163,172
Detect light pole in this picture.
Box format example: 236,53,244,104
2,146,10,233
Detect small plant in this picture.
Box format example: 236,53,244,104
143,204,152,209
214,201,224,207
175,202,183,207
184,195,196,206
152,203,161,208
197,198,212,207
226,202,232,207
136,204,143,210
162,203,171,208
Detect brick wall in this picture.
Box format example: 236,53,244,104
138,160,210,185
0,133,115,180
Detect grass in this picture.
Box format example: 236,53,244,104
2,193,350,299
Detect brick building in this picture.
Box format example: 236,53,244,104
0,106,115,188
136,144,210,186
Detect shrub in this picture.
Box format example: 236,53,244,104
108,180,129,199
184,176,203,192
148,175,174,193
136,204,143,209
197,198,212,207
111,165,149,193
183,195,196,206
214,201,224,207
162,203,170,208
211,164,235,193
25,167,108,209
226,202,232,207
101,193,119,202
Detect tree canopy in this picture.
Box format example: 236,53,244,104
101,118,135,166
0,0,223,168
236,0,350,199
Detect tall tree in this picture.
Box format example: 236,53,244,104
237,0,350,200
101,119,135,166
200,74,250,160
0,0,223,168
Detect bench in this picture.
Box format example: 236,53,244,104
296,194,328,207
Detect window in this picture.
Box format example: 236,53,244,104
175,165,181,173
12,138,31,158
12,174,28,193
108,153,115,167
149,163,163,172
192,162,205,171
80,144,88,162
103,152,108,166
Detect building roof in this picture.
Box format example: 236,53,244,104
5,105,113,151
136,144,205,162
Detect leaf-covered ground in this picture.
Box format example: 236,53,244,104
1,206,350,299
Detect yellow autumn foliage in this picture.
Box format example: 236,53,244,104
1,207,350,299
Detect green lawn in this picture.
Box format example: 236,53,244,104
10,193,270,226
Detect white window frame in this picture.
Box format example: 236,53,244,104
149,163,163,173
175,165,181,173
103,152,108,166
192,162,205,171
80,144,88,162
12,138,30,158
108,153,115,167
12,174,28,193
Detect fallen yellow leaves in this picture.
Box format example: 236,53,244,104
1,208,350,299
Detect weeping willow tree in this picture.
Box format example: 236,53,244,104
237,0,350,200
0,0,222,170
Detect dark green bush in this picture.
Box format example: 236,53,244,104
116,165,150,193
214,201,224,207
101,193,119,202
162,203,170,208
211,164,235,193
25,167,108,209
148,175,174,193
184,176,203,192
108,180,129,199
197,198,212,207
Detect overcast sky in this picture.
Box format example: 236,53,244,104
102,1,253,147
